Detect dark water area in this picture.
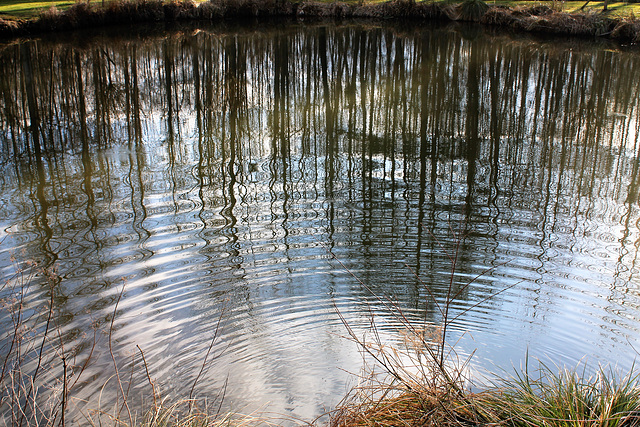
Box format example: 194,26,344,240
1,21,640,423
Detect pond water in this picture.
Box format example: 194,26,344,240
1,20,640,424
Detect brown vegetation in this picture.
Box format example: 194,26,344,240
1,0,640,42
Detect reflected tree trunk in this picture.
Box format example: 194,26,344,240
21,43,55,266
465,41,480,218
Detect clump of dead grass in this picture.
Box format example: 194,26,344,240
326,227,505,427
0,16,24,36
611,15,640,41
459,0,489,21
330,324,483,427
514,9,615,37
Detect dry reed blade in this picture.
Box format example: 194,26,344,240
108,283,133,426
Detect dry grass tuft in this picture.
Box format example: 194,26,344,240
0,15,25,35
207,0,289,18
328,308,486,427
297,0,353,17
458,0,489,21
88,399,242,427
333,390,476,427
107,0,170,22
611,15,640,41
481,6,521,26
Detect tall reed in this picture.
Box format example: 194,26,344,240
328,225,506,426
0,263,230,426
0,263,94,427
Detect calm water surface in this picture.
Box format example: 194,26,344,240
1,21,640,423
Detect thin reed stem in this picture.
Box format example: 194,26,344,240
19,277,56,427
108,284,133,426
189,307,226,412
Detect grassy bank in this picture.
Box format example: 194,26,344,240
1,0,640,42
331,311,640,426
332,365,640,426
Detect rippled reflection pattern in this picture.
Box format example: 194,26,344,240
1,22,640,423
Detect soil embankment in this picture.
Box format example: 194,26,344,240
1,0,639,42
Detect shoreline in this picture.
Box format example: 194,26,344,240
1,0,640,43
